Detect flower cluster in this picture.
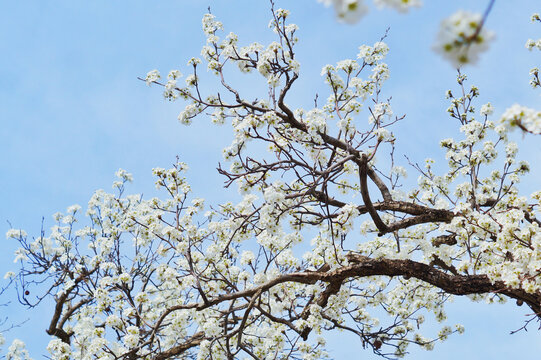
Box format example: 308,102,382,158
318,0,421,23
525,38,541,51
527,13,541,90
6,339,31,360
500,104,541,135
433,10,495,67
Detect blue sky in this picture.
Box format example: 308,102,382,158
0,0,540,358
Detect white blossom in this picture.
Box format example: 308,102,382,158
6,339,31,360
333,0,368,24
433,10,495,67
145,69,160,86
500,104,541,134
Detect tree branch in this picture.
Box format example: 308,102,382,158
359,155,389,234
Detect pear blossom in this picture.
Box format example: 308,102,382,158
480,102,494,116
500,104,541,134
6,339,31,360
318,0,420,22
525,38,541,51
333,0,369,23
433,10,495,67
374,0,421,13
145,69,160,86
5,6,541,360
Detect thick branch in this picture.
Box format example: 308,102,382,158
311,189,454,220
383,211,454,234
366,167,392,202
359,155,389,234
46,268,97,344
150,255,541,352
153,331,205,360
299,276,344,340
342,254,541,315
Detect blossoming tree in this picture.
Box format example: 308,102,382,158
4,4,541,360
